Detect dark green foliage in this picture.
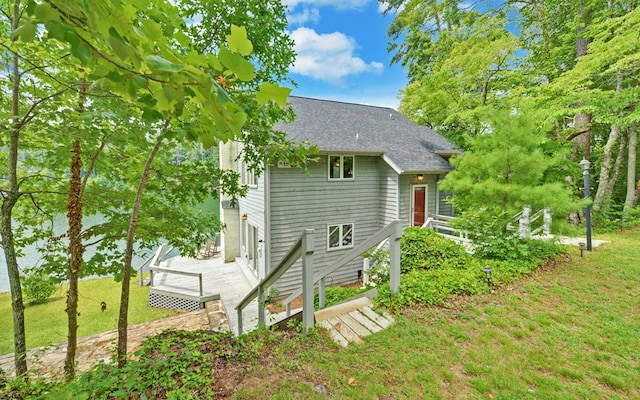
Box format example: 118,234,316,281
33,329,288,400
400,227,470,272
376,227,565,310
475,235,564,262
21,269,58,304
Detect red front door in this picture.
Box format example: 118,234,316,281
412,186,427,226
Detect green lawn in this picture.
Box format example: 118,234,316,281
234,227,640,399
0,278,177,355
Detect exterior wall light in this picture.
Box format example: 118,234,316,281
242,213,248,221
416,174,424,182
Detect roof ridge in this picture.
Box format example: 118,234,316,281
288,95,397,112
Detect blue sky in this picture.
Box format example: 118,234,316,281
282,0,407,108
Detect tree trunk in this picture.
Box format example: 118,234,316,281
1,0,28,376
593,71,623,212
64,139,84,381
64,80,87,381
117,122,169,367
624,124,638,213
573,3,592,159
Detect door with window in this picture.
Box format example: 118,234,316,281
412,185,428,226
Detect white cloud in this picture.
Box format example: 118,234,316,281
290,27,384,83
283,0,371,11
287,7,321,25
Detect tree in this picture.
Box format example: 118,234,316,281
440,106,577,222
2,0,301,378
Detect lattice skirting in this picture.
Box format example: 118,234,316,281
149,292,203,311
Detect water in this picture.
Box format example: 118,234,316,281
0,214,151,293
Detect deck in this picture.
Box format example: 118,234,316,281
149,255,261,335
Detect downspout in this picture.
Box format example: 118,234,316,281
435,176,440,216
264,163,271,276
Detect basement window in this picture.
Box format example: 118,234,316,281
327,223,354,250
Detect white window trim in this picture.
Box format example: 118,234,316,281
327,223,354,251
242,160,258,188
327,155,355,181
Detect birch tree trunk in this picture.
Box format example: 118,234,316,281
593,71,623,212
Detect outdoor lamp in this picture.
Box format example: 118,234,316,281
482,267,493,288
416,174,424,182
242,213,248,221
579,158,592,251
579,242,586,257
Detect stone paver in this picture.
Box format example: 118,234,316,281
0,299,228,381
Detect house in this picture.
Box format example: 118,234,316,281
219,96,459,297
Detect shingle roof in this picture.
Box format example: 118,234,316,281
274,96,458,173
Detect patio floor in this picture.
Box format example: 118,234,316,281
152,254,261,335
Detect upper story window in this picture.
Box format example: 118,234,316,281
328,155,354,180
242,161,257,187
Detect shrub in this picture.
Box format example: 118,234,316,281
400,227,470,272
21,269,58,304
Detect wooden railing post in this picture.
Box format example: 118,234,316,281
519,205,532,238
258,285,266,329
199,274,203,297
301,229,315,333
390,221,402,295
237,308,243,335
543,208,552,235
318,277,326,309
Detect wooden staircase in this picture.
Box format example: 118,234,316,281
315,296,395,347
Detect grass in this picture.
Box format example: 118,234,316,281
231,226,640,399
5,226,640,399
0,277,177,355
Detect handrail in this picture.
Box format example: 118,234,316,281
283,221,402,309
149,266,203,297
137,244,172,286
235,229,315,335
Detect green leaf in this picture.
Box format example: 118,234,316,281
218,47,254,81
226,25,253,56
256,83,291,106
145,55,184,73
13,21,37,42
68,34,91,65
33,3,60,22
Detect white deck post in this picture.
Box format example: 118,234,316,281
543,207,552,235
519,205,532,238
390,221,402,295
301,229,315,333
362,257,370,287
237,308,243,335
319,277,326,309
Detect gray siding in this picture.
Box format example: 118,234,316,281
378,159,399,227
268,155,382,296
438,190,455,217
237,158,267,279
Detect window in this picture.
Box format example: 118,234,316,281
242,161,257,187
327,223,354,250
328,155,354,180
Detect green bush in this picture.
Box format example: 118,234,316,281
21,269,58,304
400,227,470,272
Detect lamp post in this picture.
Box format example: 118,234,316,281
579,159,592,251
